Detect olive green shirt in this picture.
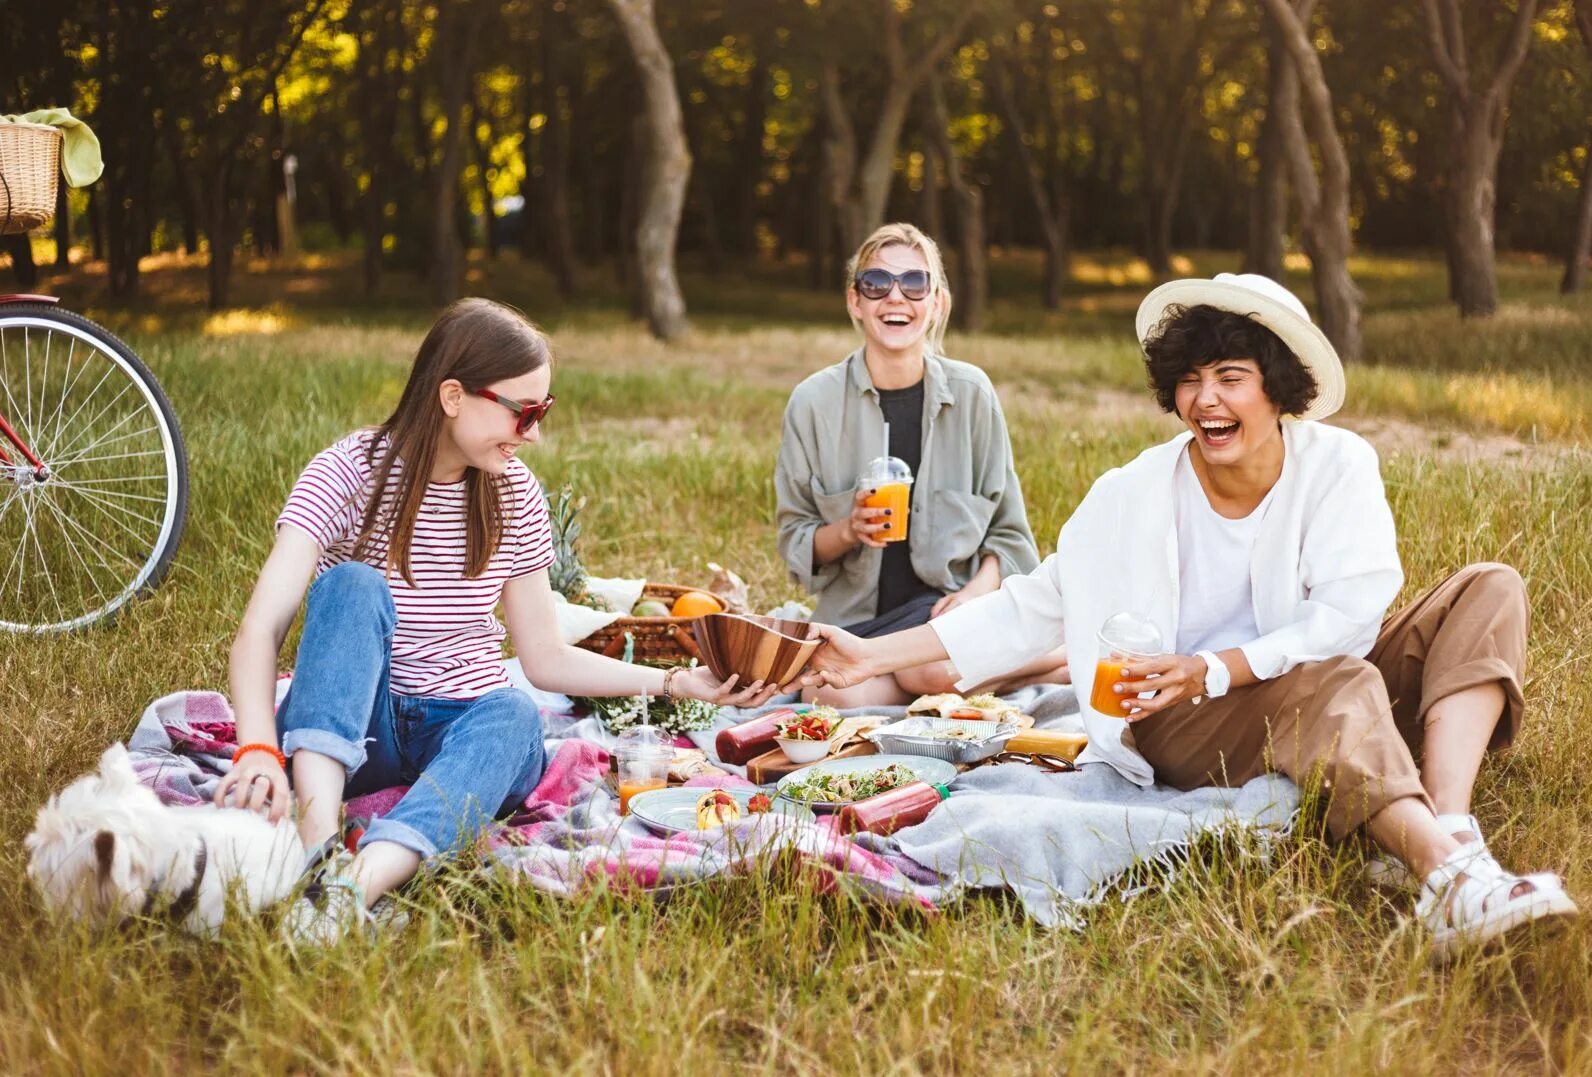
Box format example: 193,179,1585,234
775,350,1041,626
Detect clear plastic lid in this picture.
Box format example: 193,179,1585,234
1097,611,1164,658
859,455,913,487
616,723,672,759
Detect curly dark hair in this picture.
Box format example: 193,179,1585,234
1142,303,1318,416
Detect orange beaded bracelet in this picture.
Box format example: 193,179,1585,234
232,742,287,768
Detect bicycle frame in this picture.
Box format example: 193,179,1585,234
0,294,57,474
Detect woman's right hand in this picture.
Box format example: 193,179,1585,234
845,489,892,549
214,750,293,823
798,623,880,692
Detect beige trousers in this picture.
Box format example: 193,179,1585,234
1131,563,1529,839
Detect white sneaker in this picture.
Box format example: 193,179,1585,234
281,877,371,948
1416,843,1578,962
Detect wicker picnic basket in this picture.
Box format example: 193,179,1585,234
0,121,61,235
575,582,741,664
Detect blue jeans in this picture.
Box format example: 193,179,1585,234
276,562,546,859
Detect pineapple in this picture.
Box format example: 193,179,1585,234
542,482,591,604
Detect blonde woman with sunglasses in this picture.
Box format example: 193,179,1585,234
775,223,1067,707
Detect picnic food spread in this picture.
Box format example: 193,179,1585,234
695,789,743,829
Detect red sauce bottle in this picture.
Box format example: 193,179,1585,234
835,782,951,836
714,707,798,765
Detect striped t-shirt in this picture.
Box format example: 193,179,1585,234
276,430,556,699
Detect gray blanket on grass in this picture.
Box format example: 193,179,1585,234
695,683,1302,929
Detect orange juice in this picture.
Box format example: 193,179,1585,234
1090,658,1134,715
864,482,911,542
618,778,667,816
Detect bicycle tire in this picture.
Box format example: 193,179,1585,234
0,304,189,631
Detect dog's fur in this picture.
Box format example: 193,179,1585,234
25,744,304,936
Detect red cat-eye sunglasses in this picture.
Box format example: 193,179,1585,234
475,389,556,435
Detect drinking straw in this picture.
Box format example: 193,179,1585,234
882,421,890,462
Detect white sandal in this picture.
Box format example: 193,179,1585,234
1417,843,1578,961
1366,813,1493,891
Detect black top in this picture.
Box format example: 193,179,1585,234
873,379,937,617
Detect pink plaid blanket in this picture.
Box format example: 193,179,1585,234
126,691,937,910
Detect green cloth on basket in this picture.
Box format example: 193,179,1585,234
1,109,103,187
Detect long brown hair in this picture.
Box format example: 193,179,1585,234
353,298,552,584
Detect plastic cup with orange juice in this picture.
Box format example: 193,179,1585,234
1090,612,1165,717
615,724,672,816
859,454,913,544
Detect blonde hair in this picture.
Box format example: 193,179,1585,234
845,222,954,357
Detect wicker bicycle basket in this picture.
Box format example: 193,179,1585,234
0,122,61,235
574,582,741,664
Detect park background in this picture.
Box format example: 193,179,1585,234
2,0,1592,1071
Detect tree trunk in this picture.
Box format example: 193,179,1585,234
202,160,238,310
4,237,38,290
853,3,976,236
732,55,768,258
1444,114,1504,316
991,56,1066,308
1418,0,1539,317
818,62,863,259
87,189,103,263
540,2,578,296
469,97,498,259
430,3,487,305
607,0,691,340
1261,0,1361,362
1562,132,1592,293
52,181,71,270
1563,1,1592,292
926,78,986,333
918,142,945,243
1243,17,1289,280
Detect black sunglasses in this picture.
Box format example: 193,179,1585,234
475,389,556,435
853,268,932,301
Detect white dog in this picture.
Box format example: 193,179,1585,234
25,743,304,936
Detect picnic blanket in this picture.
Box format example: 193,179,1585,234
123,664,1299,929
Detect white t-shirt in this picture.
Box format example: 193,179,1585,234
277,429,555,699
1173,450,1275,656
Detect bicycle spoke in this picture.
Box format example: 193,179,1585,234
0,331,36,450
51,447,167,470
45,378,137,464
48,421,163,472
43,336,82,458
44,475,170,503
32,493,115,612
40,489,140,594
52,480,164,539
37,359,118,463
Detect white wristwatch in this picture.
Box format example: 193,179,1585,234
1195,650,1231,699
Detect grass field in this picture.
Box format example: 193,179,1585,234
1,249,1590,1072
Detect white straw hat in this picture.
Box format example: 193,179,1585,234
1134,273,1345,421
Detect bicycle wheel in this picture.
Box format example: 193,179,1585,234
0,304,188,632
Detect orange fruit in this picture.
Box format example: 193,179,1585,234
671,590,725,618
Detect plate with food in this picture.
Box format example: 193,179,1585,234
627,787,814,836
775,754,957,811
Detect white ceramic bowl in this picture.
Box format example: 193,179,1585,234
774,736,831,764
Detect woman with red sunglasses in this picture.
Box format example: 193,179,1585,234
216,298,777,946
775,223,1068,707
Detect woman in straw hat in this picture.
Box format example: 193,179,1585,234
805,273,1576,958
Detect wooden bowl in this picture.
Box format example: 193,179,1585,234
692,612,821,688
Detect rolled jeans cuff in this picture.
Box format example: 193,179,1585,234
358,817,438,860
282,727,368,773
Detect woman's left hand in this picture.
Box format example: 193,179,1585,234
1110,653,1209,721
930,575,996,619
672,666,781,709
